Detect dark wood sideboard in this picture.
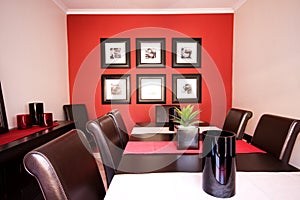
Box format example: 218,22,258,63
0,121,75,200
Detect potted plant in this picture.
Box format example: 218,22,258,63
173,104,201,150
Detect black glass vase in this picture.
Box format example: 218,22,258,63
168,107,176,131
202,130,236,198
29,102,44,125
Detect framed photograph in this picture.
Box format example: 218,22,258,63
100,38,130,68
0,82,9,133
172,38,202,68
172,74,202,103
136,74,166,104
136,38,166,68
101,74,131,104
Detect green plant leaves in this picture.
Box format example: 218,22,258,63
173,104,201,127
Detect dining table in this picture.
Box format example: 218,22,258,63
105,172,300,200
104,124,300,199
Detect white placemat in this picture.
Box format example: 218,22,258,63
105,172,300,200
131,127,175,134
131,126,221,135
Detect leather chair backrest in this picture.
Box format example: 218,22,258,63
251,114,300,163
63,104,89,133
86,120,116,187
108,109,129,149
23,129,106,200
86,115,123,187
155,105,180,126
222,108,253,140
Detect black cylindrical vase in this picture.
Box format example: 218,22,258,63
202,130,236,198
168,107,175,131
29,102,44,125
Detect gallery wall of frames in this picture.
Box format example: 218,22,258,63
67,14,234,128
100,38,202,105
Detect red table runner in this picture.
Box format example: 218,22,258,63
0,122,59,146
124,140,266,154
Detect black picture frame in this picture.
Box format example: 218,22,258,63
100,38,130,68
172,74,202,103
0,82,9,133
136,74,166,104
136,38,166,68
172,38,202,68
101,74,131,104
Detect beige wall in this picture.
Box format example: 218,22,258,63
0,0,69,128
233,0,300,167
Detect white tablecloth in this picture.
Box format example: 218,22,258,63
131,127,175,134
104,172,300,200
131,126,220,135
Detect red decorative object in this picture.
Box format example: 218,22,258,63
40,113,53,127
17,114,32,129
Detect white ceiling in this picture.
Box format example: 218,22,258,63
52,0,247,14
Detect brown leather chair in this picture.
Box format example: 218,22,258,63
63,104,95,146
155,105,180,127
108,109,129,149
251,114,300,163
222,108,253,140
63,104,89,133
23,129,106,200
86,115,123,187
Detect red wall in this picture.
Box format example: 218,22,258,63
67,14,233,131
